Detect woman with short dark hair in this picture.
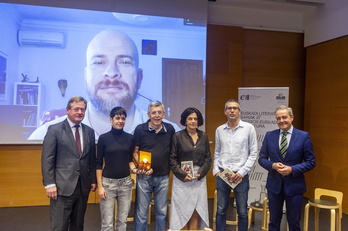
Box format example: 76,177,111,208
96,106,136,231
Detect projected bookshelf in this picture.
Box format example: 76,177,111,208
14,82,41,127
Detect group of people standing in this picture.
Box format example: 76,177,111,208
41,96,315,231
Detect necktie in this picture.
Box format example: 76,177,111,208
74,124,82,155
280,131,288,158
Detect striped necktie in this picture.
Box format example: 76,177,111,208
280,131,288,158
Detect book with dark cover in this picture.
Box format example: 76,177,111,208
181,160,195,179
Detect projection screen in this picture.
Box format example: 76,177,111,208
0,1,207,143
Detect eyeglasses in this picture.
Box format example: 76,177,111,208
149,110,164,116
226,107,239,111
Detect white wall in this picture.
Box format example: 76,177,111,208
208,0,348,47
303,0,348,47
0,4,21,105
208,3,304,33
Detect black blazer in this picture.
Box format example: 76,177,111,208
41,119,96,197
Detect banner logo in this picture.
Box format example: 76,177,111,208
240,94,249,100
276,93,286,100
240,94,261,100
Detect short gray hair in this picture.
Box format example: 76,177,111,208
224,99,241,110
148,101,165,113
275,105,293,116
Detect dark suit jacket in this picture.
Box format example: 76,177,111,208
258,128,315,196
41,119,96,197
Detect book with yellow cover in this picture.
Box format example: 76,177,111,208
138,151,152,171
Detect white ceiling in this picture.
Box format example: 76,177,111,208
209,0,324,13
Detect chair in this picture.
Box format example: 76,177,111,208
303,188,343,231
147,194,171,224
248,196,290,231
213,189,238,231
114,173,137,229
248,196,269,230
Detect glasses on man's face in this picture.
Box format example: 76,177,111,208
225,107,239,111
149,110,164,116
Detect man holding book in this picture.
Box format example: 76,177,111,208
213,99,258,231
132,101,175,231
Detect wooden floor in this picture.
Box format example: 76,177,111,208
0,198,347,230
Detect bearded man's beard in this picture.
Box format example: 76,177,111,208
87,79,138,117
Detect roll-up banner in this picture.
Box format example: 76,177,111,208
238,87,289,206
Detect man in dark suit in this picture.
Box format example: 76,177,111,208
259,105,315,231
41,96,97,231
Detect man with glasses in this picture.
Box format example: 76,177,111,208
132,101,175,231
213,99,258,231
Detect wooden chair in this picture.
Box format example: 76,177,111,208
248,196,290,231
303,188,343,231
213,189,238,231
114,173,137,229
248,196,269,230
147,194,171,224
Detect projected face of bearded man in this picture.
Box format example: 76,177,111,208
85,30,143,117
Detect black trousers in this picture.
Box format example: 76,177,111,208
50,179,89,231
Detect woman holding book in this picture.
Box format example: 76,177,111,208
169,107,212,230
96,107,136,231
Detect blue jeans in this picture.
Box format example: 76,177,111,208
100,176,132,231
216,174,249,231
134,174,169,231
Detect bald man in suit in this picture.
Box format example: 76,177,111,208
258,105,315,231
42,96,96,231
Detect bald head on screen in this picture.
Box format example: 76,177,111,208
85,30,143,118
28,29,179,140
82,29,147,134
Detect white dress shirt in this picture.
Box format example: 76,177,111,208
213,120,258,177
